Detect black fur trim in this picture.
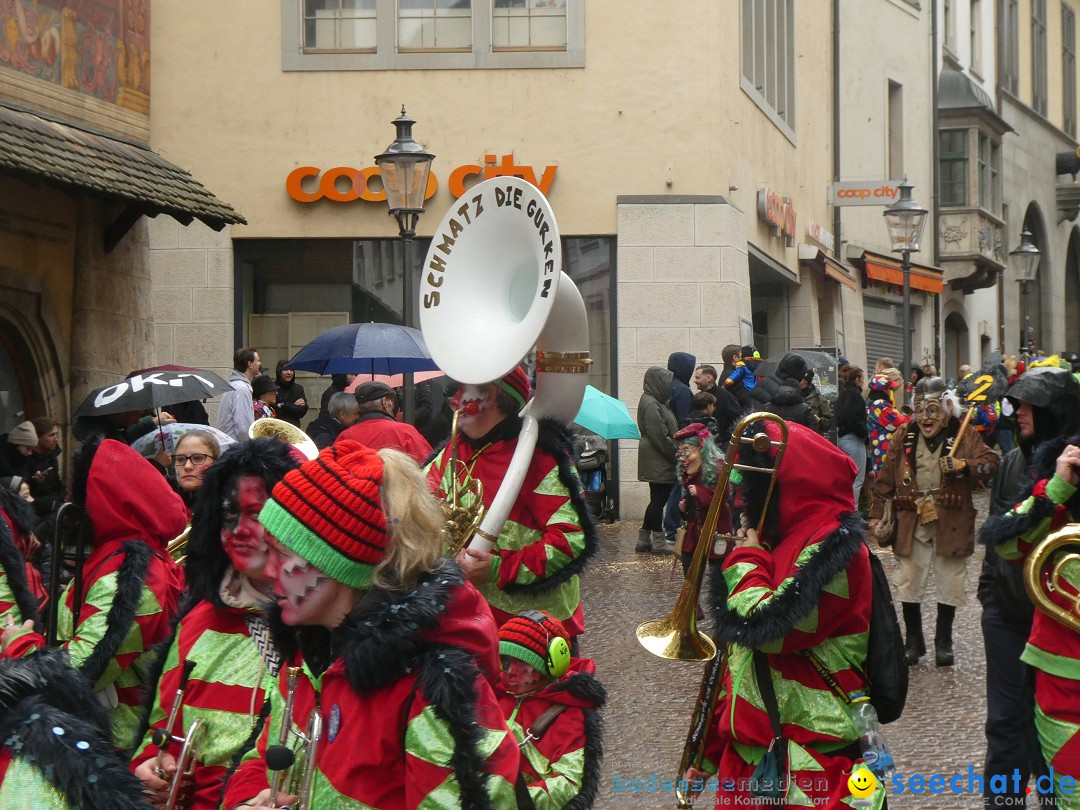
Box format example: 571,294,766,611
0,696,148,809
549,670,606,810
502,419,600,597
78,540,153,686
186,437,300,609
0,649,111,738
978,495,1060,546
710,511,866,649
416,644,493,809
0,487,37,536
0,510,42,627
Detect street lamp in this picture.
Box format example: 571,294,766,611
375,106,434,424
1009,228,1041,354
883,179,928,400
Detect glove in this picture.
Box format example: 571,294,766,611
939,456,967,476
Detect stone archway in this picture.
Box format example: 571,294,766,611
1022,204,1049,353
1067,228,1080,353
944,310,969,382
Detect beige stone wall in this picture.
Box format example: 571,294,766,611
149,218,236,414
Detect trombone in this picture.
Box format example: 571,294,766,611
636,413,788,808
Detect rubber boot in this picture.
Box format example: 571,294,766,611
651,531,675,555
901,602,926,665
935,603,956,667
636,529,652,553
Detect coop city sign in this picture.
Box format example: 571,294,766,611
286,153,558,203
828,180,902,206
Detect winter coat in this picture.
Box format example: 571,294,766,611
871,420,999,558
0,438,30,481
720,363,752,409
306,412,344,450
866,394,909,477
760,381,820,431
25,445,65,518
977,446,1037,622
834,385,867,440
319,374,350,415
0,490,46,628
637,367,679,484
497,657,606,810
677,471,731,560
225,563,522,809
215,370,254,442
427,419,599,637
273,360,310,428
667,352,696,421
802,383,832,432
704,422,878,809
4,439,187,750
750,355,809,408
338,411,433,463
699,382,742,444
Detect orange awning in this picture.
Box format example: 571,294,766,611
863,253,944,294
798,245,858,290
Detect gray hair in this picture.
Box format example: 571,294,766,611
328,391,360,419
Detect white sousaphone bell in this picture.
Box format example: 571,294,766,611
419,176,591,553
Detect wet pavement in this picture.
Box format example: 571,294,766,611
579,490,994,809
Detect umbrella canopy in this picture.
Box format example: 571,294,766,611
573,385,640,440
130,422,236,459
74,370,231,418
345,370,446,391
285,323,440,376
755,350,838,382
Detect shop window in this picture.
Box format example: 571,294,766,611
1065,2,1077,137
1001,0,1019,95
939,130,968,207
285,0,583,70
740,0,796,143
1032,0,1048,115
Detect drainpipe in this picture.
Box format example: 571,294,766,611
833,0,842,259
931,0,942,372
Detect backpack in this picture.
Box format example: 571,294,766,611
862,550,908,723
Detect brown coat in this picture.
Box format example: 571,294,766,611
871,420,999,558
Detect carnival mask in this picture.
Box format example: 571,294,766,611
676,442,702,477
220,475,270,577
913,397,949,438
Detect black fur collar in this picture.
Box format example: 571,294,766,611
0,515,42,627
709,511,866,649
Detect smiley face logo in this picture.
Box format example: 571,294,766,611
847,768,877,799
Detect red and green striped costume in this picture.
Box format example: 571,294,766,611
427,419,598,636
129,599,275,810
0,498,46,628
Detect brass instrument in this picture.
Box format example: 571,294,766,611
267,666,323,810
151,659,207,810
1024,524,1080,632
249,417,319,461
441,407,486,555
168,525,191,566
635,413,788,808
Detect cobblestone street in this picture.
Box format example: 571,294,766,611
579,491,994,809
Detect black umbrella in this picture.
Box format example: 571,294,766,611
74,370,231,418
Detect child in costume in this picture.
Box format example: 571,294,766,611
673,423,731,576
866,372,909,478
498,610,605,810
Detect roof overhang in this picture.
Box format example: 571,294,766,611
797,243,858,290
0,102,245,251
847,249,945,295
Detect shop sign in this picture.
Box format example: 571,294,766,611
757,188,796,247
806,218,835,252
828,180,901,206
285,153,557,204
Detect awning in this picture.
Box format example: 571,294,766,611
0,102,245,249
861,251,944,294
797,244,858,290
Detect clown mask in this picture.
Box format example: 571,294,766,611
221,475,270,578
449,382,499,437
501,655,550,696
676,442,703,478
913,381,950,439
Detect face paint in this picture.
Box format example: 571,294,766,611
913,396,949,438
220,475,270,578
500,656,549,696
676,443,702,477
265,536,353,628
449,382,500,438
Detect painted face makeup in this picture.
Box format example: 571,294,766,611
500,656,549,696
676,443,702,477
913,397,949,438
221,475,270,577
265,536,351,628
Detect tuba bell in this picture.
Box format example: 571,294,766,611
420,176,591,553
1024,524,1080,632
249,417,319,460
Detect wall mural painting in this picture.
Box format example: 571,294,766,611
0,0,150,112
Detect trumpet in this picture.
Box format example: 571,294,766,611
1024,523,1080,633
266,666,323,810
636,413,788,808
150,659,207,810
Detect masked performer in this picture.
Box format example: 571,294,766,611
687,421,880,808
497,610,605,810
0,480,47,627
871,377,998,667
673,422,730,577
426,366,598,638
1,437,187,751
131,437,298,809
224,441,520,809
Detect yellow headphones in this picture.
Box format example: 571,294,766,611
519,610,571,679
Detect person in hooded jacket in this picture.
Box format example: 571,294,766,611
131,437,298,810
667,352,696,422
750,352,810,409
225,441,521,809
273,361,309,429
976,367,1080,807
0,436,187,751
497,610,605,810
760,378,821,431
636,367,679,554
686,421,881,808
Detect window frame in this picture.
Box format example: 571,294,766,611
740,0,797,144
283,0,585,71
1001,0,1020,95
1065,1,1077,137
938,128,969,208
970,0,983,75
1032,0,1048,115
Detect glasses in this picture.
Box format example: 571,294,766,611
173,453,213,468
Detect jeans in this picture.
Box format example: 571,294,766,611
664,483,683,540
837,433,867,509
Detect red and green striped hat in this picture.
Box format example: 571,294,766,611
258,440,388,589
499,610,568,675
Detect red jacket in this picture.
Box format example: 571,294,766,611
337,412,433,463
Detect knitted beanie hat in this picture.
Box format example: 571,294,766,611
7,422,37,448
258,440,389,588
499,610,569,675
501,365,532,409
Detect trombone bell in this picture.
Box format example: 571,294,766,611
636,616,717,661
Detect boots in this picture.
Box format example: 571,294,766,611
935,603,956,667
651,531,675,555
636,529,652,553
901,602,926,665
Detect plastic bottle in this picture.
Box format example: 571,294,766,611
849,695,896,781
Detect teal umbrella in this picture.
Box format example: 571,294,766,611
573,385,640,440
